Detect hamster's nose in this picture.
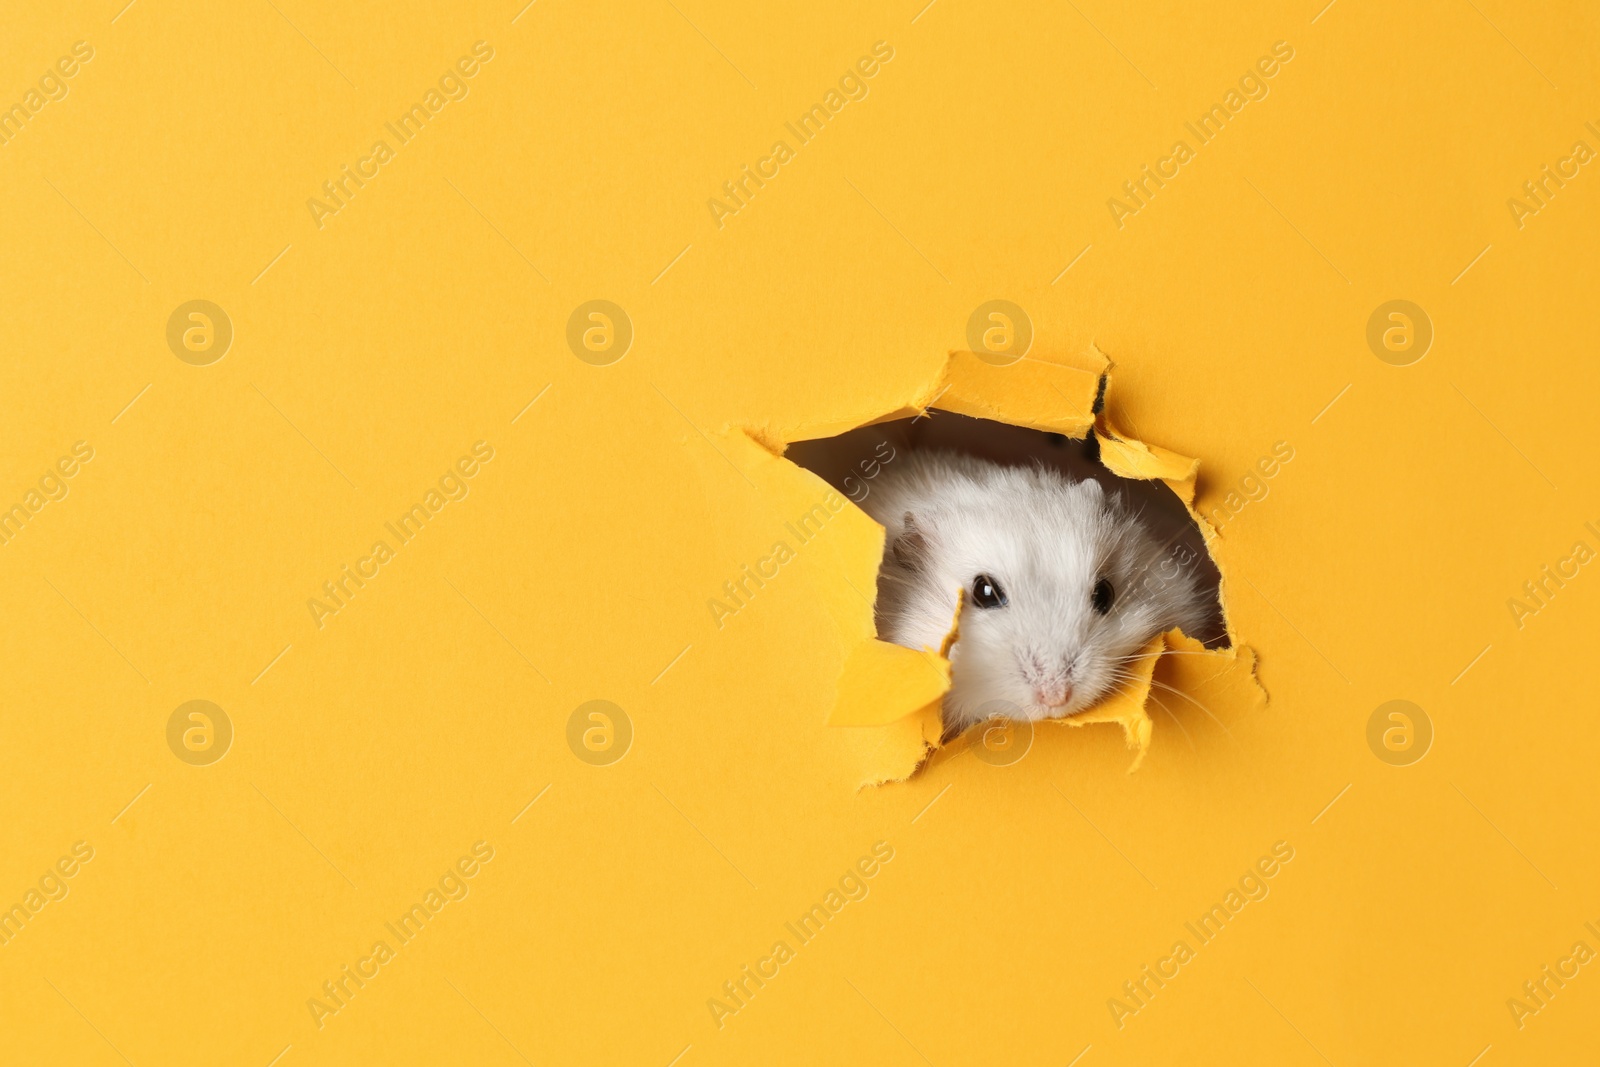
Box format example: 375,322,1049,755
1033,683,1073,708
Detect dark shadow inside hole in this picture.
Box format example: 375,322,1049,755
786,411,1228,649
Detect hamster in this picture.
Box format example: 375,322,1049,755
857,450,1214,734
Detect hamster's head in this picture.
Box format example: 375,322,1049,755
882,467,1207,731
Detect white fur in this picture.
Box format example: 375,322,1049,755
859,450,1211,733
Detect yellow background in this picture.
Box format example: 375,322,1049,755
3,0,1598,1063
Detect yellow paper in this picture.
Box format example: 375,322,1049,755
4,5,1595,1065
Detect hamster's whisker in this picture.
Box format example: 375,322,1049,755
1107,649,1219,661
1146,693,1196,753
1089,669,1232,741
1147,679,1233,738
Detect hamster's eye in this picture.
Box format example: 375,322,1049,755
971,574,1007,609
1092,578,1115,615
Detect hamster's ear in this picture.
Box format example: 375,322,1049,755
1069,477,1106,506
890,512,929,572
